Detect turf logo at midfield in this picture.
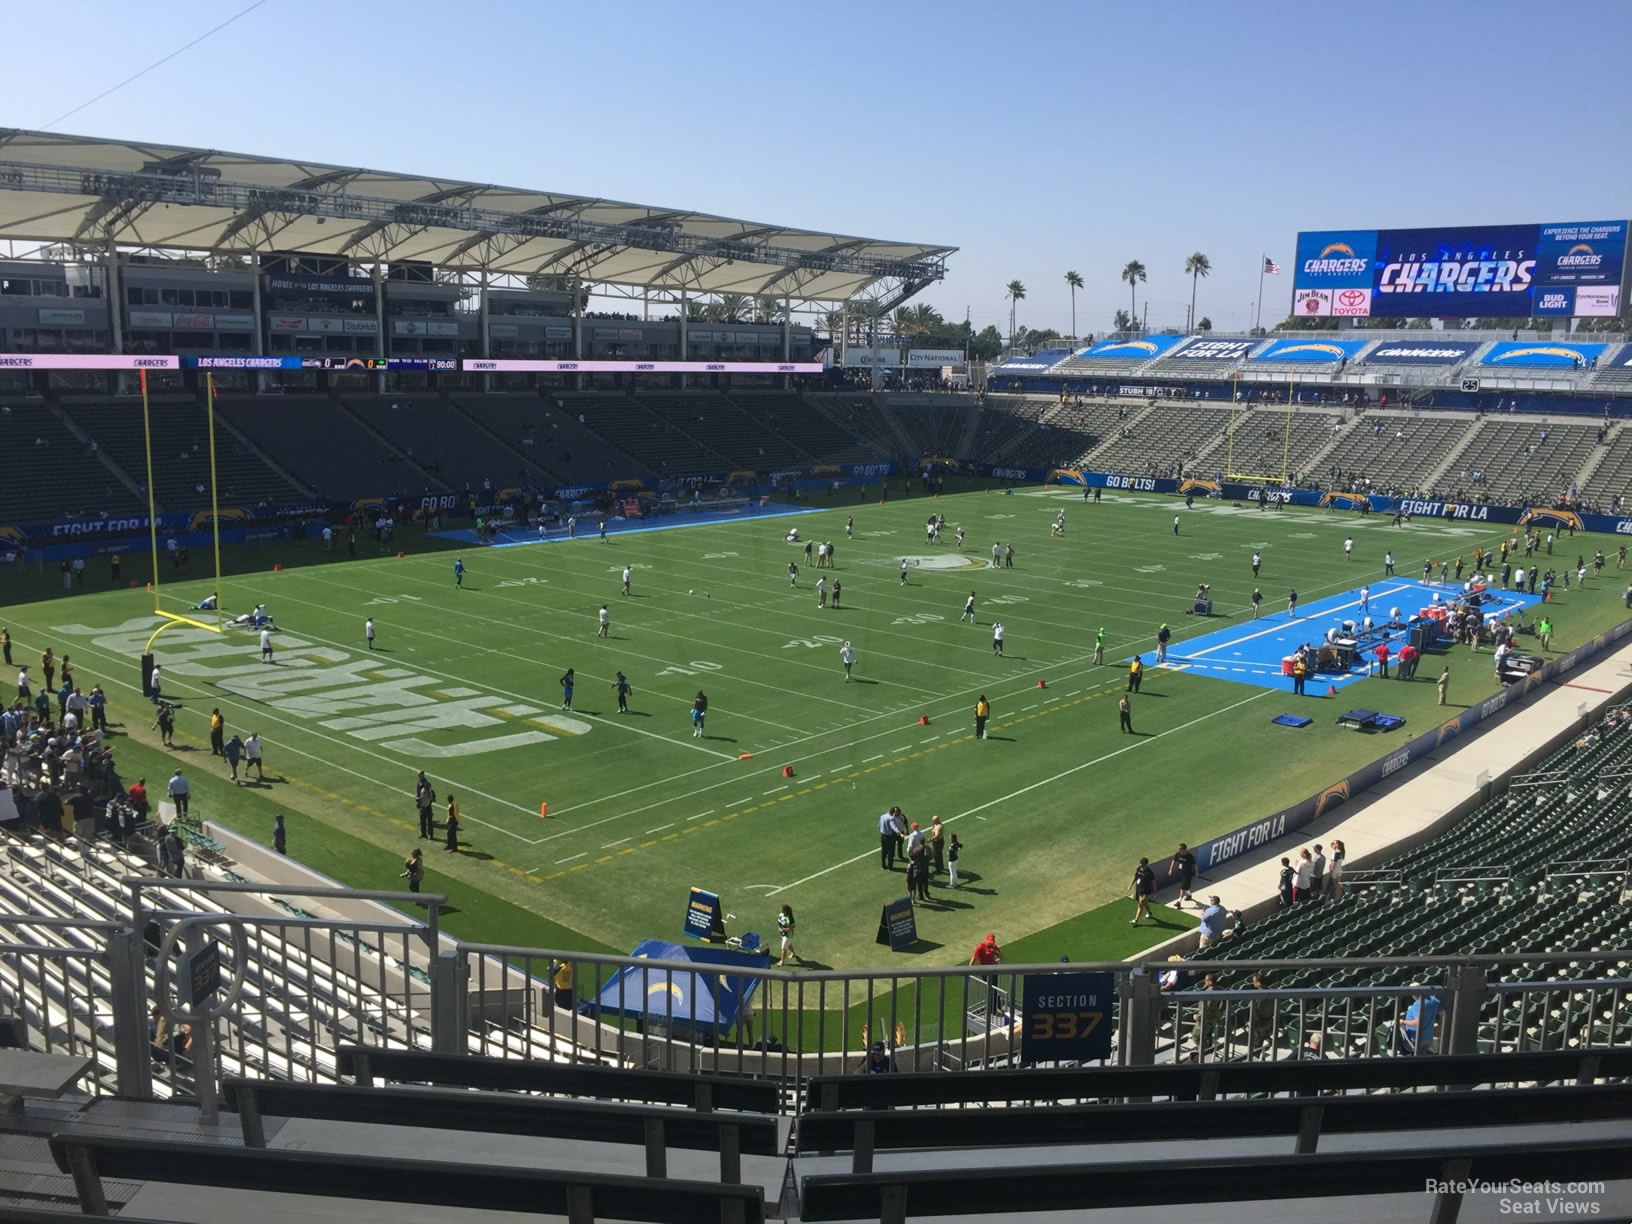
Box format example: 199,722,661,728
863,554,989,572
55,616,589,759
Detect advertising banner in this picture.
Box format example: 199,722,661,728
1293,230,1377,291
37,308,86,326
906,348,966,368
263,274,375,300
215,313,255,330
393,319,458,337
1164,338,1257,361
0,354,178,370
172,313,213,330
841,348,901,368
464,359,822,374
1363,340,1481,365
1535,220,1627,285
342,318,380,336
269,315,308,332
128,310,173,328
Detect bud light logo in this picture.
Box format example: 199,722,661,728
1537,292,1570,312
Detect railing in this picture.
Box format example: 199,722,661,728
5,878,1632,1110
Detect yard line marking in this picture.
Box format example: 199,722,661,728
921,734,942,742
829,764,852,773
890,744,910,752
763,785,788,795
556,852,586,864
1021,703,1038,711
688,810,714,821
1044,697,1060,703
727,797,754,806
645,823,673,834
601,837,630,849
863,754,885,763
766,687,1271,897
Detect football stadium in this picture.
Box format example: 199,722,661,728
3,84,1632,1224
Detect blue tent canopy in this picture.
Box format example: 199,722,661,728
582,939,770,1042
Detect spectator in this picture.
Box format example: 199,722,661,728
1197,896,1232,949
1277,856,1294,908
1310,844,1327,894
1294,848,1314,903
272,813,286,856
1393,993,1441,1055
857,1039,897,1074
166,768,189,818
1326,840,1345,898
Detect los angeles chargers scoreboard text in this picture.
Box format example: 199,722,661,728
1292,219,1628,320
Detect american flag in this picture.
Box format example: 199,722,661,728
1263,256,1281,275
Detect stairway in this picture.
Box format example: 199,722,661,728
209,405,317,500
332,394,452,492
1292,413,1362,477
49,400,146,502
1419,416,1489,493
445,395,563,484
1080,401,1161,465
1568,420,1623,493
951,396,985,461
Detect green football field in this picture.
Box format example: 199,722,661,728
6,487,1628,969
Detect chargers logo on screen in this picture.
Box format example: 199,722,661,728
1558,243,1603,268
1304,243,1368,275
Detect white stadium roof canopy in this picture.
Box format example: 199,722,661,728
0,130,953,303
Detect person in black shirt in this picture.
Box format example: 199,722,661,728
1129,857,1155,925
415,770,436,839
1170,843,1196,908
611,671,632,714
857,1040,896,1074
1277,856,1294,908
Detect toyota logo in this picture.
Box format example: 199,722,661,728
1337,290,1366,308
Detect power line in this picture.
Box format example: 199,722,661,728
38,0,270,132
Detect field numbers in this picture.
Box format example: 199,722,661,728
782,634,846,649
1065,579,1103,589
656,660,724,677
702,551,739,560
365,594,425,605
1188,552,1223,561
985,594,1030,606
892,613,945,626
495,576,548,589
986,514,1015,520
1133,564,1166,573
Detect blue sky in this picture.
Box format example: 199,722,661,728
8,0,1631,336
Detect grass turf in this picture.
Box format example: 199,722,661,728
6,487,1626,970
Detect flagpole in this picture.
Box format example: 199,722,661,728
1256,257,1266,334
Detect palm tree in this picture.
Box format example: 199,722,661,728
1120,261,1146,332
1113,308,1133,333
1064,270,1083,342
1005,280,1026,348
1184,252,1211,333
